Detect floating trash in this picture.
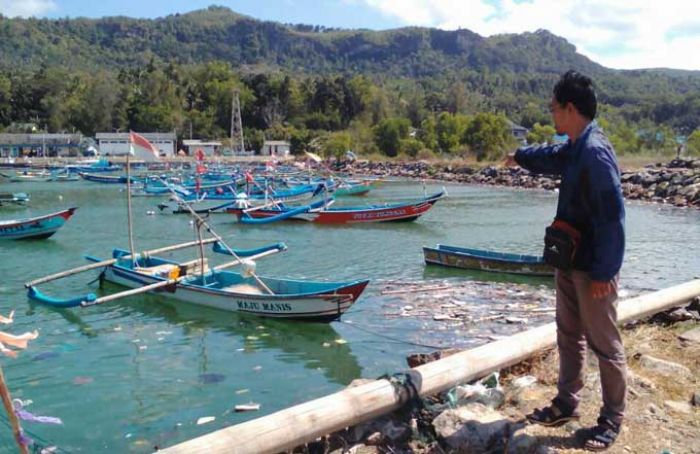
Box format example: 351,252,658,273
73,376,93,385
32,351,59,361
234,403,260,412
199,373,226,384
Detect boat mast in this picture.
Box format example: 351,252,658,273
126,137,136,266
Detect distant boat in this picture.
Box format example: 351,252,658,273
64,159,121,173
423,244,554,277
0,192,30,208
0,207,77,240
8,170,51,182
79,172,133,184
229,191,445,224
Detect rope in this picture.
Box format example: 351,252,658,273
376,371,425,415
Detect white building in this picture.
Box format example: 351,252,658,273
260,140,291,157
96,132,176,159
0,133,83,157
182,140,222,157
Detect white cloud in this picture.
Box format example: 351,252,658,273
358,0,700,70
0,0,57,18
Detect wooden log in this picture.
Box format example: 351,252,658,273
160,279,700,454
24,238,218,288
0,367,29,454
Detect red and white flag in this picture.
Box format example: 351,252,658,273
129,131,160,160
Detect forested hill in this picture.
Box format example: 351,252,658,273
0,6,602,77
1,5,699,156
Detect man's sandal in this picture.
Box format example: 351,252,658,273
583,417,620,451
526,399,580,427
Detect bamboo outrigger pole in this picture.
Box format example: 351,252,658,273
80,245,284,307
160,279,700,454
24,238,218,288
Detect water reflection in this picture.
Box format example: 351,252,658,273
49,283,363,386
422,263,555,287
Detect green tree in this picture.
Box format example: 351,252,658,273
435,112,463,153
323,131,353,159
686,130,700,156
373,117,410,157
418,116,438,151
526,122,556,145
462,112,514,160
0,74,11,127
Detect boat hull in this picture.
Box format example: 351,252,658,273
423,244,554,277
229,191,444,224
101,262,369,322
0,207,77,240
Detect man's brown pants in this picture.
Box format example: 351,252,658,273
555,269,627,425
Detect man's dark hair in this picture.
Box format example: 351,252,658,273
553,70,597,120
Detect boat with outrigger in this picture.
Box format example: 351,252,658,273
25,133,369,321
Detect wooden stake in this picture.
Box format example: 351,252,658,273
0,367,29,454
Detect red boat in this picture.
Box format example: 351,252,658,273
227,191,445,224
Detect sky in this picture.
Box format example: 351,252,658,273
1,0,699,71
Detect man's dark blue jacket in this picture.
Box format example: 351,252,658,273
515,121,625,281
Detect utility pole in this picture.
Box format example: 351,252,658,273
231,89,245,154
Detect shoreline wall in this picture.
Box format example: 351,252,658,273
339,158,700,209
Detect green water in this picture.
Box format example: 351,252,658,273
0,179,698,452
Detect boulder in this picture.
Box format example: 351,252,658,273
678,327,700,344
637,354,692,377
433,404,510,452
663,400,692,414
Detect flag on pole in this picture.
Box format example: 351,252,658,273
195,149,205,193
129,131,160,161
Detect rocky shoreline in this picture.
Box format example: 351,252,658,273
339,158,700,209
298,300,700,454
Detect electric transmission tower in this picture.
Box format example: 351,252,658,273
230,89,245,154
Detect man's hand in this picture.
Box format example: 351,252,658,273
591,280,616,299
503,153,517,167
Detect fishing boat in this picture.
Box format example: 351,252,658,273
333,179,379,197
8,170,52,182
27,240,369,321
0,207,77,240
423,244,554,277
0,192,30,207
156,183,326,214
79,172,133,184
25,132,369,322
230,191,445,224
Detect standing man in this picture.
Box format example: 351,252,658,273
510,70,626,451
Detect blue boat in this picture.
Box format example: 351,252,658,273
28,242,369,322
0,207,77,240
423,244,554,277
79,172,134,184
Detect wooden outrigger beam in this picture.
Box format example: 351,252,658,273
24,238,218,288
160,279,700,454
